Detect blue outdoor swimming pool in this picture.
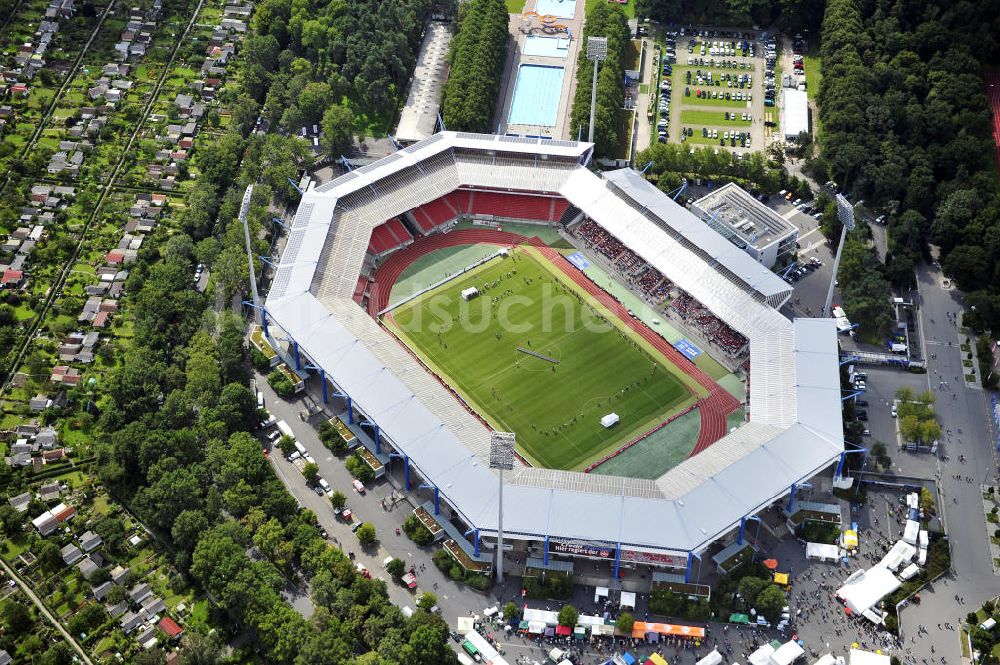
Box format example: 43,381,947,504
534,0,576,19
507,65,564,127
523,35,570,58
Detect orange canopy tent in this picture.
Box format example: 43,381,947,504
631,621,706,639
763,559,779,570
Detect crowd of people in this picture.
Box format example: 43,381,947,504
576,220,673,303
575,219,748,358
671,291,748,356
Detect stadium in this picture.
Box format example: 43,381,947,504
261,131,845,581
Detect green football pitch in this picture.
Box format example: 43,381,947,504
387,248,696,470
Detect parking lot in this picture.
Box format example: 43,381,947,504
652,28,771,154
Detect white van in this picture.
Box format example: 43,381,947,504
294,441,307,456
318,478,331,494
256,390,264,409
402,606,414,618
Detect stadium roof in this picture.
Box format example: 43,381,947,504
265,131,843,556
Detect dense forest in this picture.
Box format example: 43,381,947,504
816,0,1000,303
569,3,630,158
441,0,509,132
637,0,826,34
233,0,439,142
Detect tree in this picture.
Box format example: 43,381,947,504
503,602,521,623
754,584,787,623
2,600,32,635
302,462,319,485
214,383,259,433
386,557,406,578
0,503,25,536
172,509,210,554
615,611,635,634
38,642,74,665
557,604,578,628
329,490,347,510
277,434,296,456
417,592,437,611
36,539,62,572
870,441,887,458
356,522,377,546
321,104,355,157
737,576,769,606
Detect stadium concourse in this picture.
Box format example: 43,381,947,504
261,132,845,580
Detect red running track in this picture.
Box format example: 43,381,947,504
986,72,1000,171
366,228,740,458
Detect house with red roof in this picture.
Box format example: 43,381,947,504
158,616,183,640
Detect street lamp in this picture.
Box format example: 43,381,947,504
489,431,515,583
822,193,856,317
240,183,261,325
586,36,608,144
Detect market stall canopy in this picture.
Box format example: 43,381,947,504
631,622,706,639
773,572,790,585
620,591,637,609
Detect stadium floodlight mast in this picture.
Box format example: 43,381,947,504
586,36,608,144
489,431,516,582
822,193,857,317
239,183,261,324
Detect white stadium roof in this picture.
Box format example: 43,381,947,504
265,131,843,556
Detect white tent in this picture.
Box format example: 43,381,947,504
696,649,724,665
523,607,559,625
836,566,901,614
879,540,916,571
898,563,919,580
456,616,475,635
770,641,805,665
806,542,841,562
461,286,479,301
848,648,890,665
600,413,620,428
902,520,920,545
748,643,776,665
780,88,809,140
595,586,609,603
620,591,636,609
812,655,839,665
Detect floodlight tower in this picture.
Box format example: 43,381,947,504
586,36,608,144
822,193,856,317
489,431,516,583
239,183,261,324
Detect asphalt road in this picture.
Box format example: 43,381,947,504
255,373,503,627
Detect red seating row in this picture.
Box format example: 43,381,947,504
368,218,413,255
411,196,459,232
455,190,567,222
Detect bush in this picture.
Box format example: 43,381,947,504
250,347,271,371
267,369,295,398
386,558,405,578
345,454,375,484
318,420,349,455
402,514,434,546
356,522,377,545
557,605,579,627
969,612,980,626
503,602,522,623
329,491,346,510
523,571,573,599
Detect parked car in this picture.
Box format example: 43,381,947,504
352,479,366,493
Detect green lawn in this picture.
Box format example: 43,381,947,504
586,0,635,18
804,48,822,137
505,0,525,11
680,109,750,126
390,248,693,470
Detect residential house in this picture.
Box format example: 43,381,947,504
7,491,30,512
0,648,11,665
35,427,59,449
29,394,52,411
92,580,113,600
136,625,158,648
77,554,101,580
80,530,103,552
110,564,131,585
140,595,166,617
32,510,58,535
129,582,152,604
61,543,82,564
38,480,61,501
50,365,81,385
159,616,184,640
107,601,128,618
120,610,142,634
